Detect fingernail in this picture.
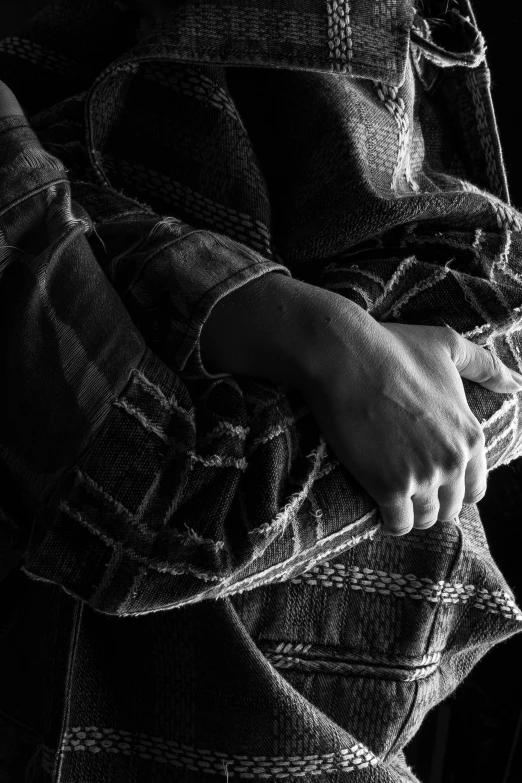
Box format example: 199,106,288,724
505,378,522,393
509,369,522,385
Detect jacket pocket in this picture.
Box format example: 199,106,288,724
255,638,441,759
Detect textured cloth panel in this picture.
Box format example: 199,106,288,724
0,1,521,782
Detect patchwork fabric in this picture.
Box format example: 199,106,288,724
0,1,521,782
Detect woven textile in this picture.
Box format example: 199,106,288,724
1,1,522,781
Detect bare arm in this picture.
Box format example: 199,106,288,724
200,271,522,535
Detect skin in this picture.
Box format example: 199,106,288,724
2,72,522,535
199,272,522,535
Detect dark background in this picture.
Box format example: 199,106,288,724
0,2,521,782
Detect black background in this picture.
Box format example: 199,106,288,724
0,3,521,782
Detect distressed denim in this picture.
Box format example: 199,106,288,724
1,1,522,781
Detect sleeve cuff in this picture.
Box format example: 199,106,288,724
180,263,293,381
99,220,293,381
0,114,68,214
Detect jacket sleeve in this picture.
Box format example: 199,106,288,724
0,115,381,616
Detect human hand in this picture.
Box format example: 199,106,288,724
200,271,522,536
298,314,522,536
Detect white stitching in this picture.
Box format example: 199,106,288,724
246,438,327,538
130,369,195,421
114,399,170,443
375,82,419,193
265,652,440,681
61,728,379,775
57,502,223,581
290,562,522,621
326,0,353,74
465,70,504,198
0,36,82,75
189,452,248,472
100,154,271,254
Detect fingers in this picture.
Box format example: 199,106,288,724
436,481,465,522
379,498,414,536
447,328,522,394
462,444,488,504
379,439,488,536
380,489,457,536
412,491,443,529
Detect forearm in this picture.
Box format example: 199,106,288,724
199,270,370,390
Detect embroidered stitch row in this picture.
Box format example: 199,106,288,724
141,63,243,125
461,181,522,233
112,522,382,616
61,727,379,776
465,70,504,199
491,200,522,233
375,82,418,193
0,37,82,77
326,0,353,74
76,467,229,551
225,522,380,602
101,154,271,254
385,266,449,321
290,562,522,621
115,387,309,466
130,368,195,420
59,436,339,581
265,652,440,681
58,501,224,581
138,68,270,195
271,642,441,668
102,154,270,238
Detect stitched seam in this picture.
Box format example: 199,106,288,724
290,562,522,621
246,406,311,454
0,178,70,220
189,452,248,471
380,265,449,320
209,520,380,603
264,653,439,681
0,37,82,76
246,438,327,538
57,502,223,581
61,728,379,774
375,82,419,193
141,64,242,125
75,470,227,549
197,420,250,448
465,70,503,197
490,199,522,233
114,399,170,443
129,368,195,421
269,642,441,667
326,1,353,75
100,154,270,252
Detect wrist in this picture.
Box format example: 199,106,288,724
199,271,369,390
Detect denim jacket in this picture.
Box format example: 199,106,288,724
1,1,522,781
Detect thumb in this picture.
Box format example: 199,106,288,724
450,331,522,393
0,80,26,119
